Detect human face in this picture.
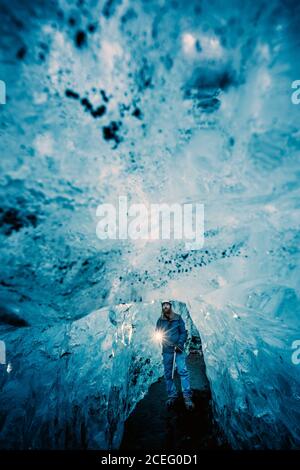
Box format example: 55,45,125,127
162,302,171,315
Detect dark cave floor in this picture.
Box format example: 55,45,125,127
120,350,229,451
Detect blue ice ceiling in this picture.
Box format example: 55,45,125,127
0,0,300,449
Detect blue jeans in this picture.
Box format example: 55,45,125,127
162,351,192,399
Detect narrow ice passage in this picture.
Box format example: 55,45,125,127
120,338,227,450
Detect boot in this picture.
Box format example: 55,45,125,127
183,395,194,410
166,397,177,409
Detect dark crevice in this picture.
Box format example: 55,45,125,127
121,330,229,450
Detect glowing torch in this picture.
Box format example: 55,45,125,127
153,329,165,344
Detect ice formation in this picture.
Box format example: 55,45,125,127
0,0,300,449
0,301,195,449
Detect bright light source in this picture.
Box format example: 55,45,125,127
153,329,164,343
182,32,196,54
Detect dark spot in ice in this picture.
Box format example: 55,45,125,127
60,351,72,358
68,94,107,119
132,107,142,119
120,8,138,24
198,97,220,112
81,97,93,111
195,39,202,52
184,68,237,110
161,55,173,70
58,264,68,271
75,30,87,48
102,121,122,146
103,0,122,19
16,46,26,60
119,103,130,117
39,42,48,52
109,309,118,326
88,23,97,33
0,307,29,327
69,17,76,26
101,89,109,102
0,209,23,233
218,72,233,89
0,209,38,236
26,214,38,227
91,105,106,118
138,60,153,91
65,89,80,99
12,18,24,29
57,9,64,20
0,280,13,288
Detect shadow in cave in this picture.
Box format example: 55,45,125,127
120,337,229,451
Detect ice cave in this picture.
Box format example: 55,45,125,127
0,0,300,451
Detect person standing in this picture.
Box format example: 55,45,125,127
155,301,194,410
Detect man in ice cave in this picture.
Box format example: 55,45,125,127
155,301,194,410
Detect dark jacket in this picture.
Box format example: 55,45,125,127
155,311,187,354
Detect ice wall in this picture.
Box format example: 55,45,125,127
0,301,195,449
0,0,300,449
189,288,300,449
